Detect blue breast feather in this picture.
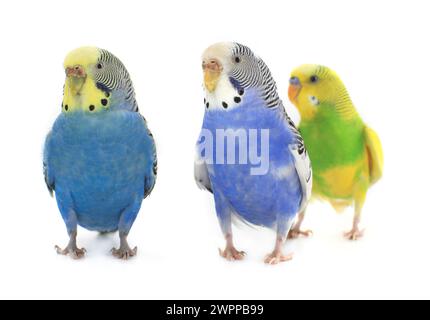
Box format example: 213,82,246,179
201,90,302,228
44,110,156,232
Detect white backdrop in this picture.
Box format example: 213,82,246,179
0,0,429,299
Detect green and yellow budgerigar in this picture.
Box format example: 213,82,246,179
288,65,383,240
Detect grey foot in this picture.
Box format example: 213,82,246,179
111,245,137,260
55,244,86,259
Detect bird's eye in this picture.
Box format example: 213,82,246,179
234,56,241,63
310,75,318,83
97,63,103,69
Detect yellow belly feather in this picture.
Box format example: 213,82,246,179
312,153,370,212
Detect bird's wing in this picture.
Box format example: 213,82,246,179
194,154,213,194
289,143,312,213
364,125,383,185
284,109,312,213
142,116,157,199
43,132,55,197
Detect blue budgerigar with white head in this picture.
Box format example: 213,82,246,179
43,47,157,259
195,42,312,264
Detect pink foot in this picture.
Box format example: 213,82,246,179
219,246,246,261
344,228,364,240
264,251,293,265
288,228,313,239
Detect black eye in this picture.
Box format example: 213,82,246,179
97,63,103,69
234,56,241,63
310,75,318,83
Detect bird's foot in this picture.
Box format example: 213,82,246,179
264,250,293,265
55,244,86,260
218,246,246,261
288,228,313,239
344,227,364,240
111,245,137,260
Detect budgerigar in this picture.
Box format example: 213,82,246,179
195,42,312,264
288,64,383,240
43,47,157,259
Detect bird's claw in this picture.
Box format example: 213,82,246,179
288,228,313,239
55,245,86,259
218,247,246,261
264,251,293,265
344,228,364,240
111,246,137,260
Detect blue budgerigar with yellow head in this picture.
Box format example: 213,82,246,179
195,42,312,264
43,47,157,259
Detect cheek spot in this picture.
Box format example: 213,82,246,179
308,95,319,106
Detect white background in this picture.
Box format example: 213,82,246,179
0,0,428,299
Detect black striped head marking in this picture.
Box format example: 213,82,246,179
202,42,281,110
229,43,281,108
93,49,139,112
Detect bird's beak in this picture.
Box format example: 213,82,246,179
66,65,86,78
288,76,302,101
203,59,222,93
65,65,87,95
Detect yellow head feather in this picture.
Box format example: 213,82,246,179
62,46,109,114
288,64,357,121
63,46,100,70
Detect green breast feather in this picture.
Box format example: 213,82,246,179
299,103,365,174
